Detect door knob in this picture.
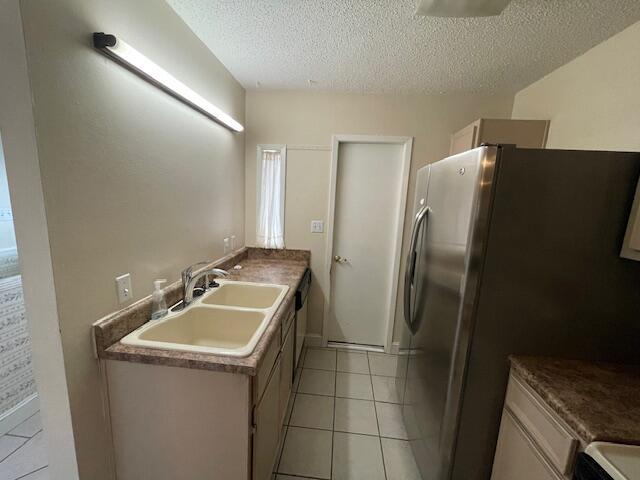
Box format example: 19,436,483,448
334,255,348,263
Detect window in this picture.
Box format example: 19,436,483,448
256,145,286,249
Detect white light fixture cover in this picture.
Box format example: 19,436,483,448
416,0,512,17
93,32,244,132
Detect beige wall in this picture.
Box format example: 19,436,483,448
512,20,640,151
19,0,245,477
245,91,514,341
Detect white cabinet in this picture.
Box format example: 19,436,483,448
279,321,294,424
491,374,580,480
295,300,307,370
252,303,295,480
106,302,298,480
450,118,549,156
106,361,252,480
253,356,282,480
492,409,563,480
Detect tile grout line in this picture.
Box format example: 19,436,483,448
297,378,402,404
278,347,335,480
15,465,48,480
3,433,31,440
286,348,401,479
0,438,26,464
305,367,398,376
368,352,389,480
330,347,337,479
2,411,42,442
275,410,291,475
275,474,329,480
284,423,408,441
0,433,41,467
304,366,370,375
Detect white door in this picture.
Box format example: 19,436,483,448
328,141,407,347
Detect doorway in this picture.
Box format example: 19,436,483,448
324,135,412,351
0,134,48,479
0,5,77,476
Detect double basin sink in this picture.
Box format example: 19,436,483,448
121,280,289,357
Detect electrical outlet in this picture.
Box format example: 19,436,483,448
115,273,132,304
311,220,324,233
224,237,231,254
230,235,236,250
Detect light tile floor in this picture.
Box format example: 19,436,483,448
0,411,49,479
274,347,421,480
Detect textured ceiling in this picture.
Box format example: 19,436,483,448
166,0,640,94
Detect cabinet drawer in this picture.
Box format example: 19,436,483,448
254,324,281,404
505,375,578,475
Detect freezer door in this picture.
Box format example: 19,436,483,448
403,165,431,335
413,165,431,215
403,147,497,480
397,165,431,391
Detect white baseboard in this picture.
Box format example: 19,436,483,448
304,334,323,348
0,393,39,436
389,341,401,354
327,341,384,353
307,336,401,354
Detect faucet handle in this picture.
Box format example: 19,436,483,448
182,261,213,283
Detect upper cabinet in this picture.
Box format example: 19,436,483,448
450,119,550,156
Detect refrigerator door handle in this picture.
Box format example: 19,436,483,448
404,205,429,332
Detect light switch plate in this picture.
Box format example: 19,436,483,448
115,273,132,304
311,220,324,233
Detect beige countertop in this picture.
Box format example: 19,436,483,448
510,356,640,446
93,248,309,375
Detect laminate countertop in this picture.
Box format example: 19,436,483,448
510,356,640,446
94,248,309,376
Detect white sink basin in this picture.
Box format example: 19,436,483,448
585,442,640,480
121,280,289,357
201,281,284,309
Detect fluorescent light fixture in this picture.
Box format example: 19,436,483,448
93,32,244,132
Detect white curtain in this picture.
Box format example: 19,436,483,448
257,150,285,249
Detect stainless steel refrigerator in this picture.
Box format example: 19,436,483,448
398,145,640,480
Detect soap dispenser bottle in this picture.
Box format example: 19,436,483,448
151,279,168,320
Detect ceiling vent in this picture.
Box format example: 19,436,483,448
416,0,513,17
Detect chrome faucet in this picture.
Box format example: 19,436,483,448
181,262,229,307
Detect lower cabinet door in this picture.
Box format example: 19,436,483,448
491,409,563,480
294,301,307,370
253,356,282,480
279,323,295,424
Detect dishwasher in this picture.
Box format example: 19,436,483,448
573,453,613,480
294,268,311,371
